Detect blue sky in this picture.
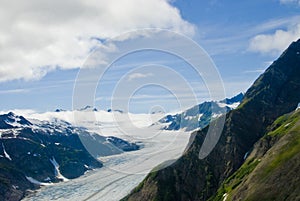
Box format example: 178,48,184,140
1,0,300,113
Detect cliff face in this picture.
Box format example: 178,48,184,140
122,39,300,201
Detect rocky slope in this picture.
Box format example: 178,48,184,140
0,112,139,201
122,39,300,201
210,109,300,201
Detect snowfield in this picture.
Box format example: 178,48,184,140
18,110,192,201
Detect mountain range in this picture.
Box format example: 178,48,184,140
122,39,300,201
158,93,243,131
0,112,139,201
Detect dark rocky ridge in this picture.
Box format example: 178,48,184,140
123,39,300,201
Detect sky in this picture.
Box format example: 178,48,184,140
1,0,300,113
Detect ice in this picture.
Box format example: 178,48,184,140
23,126,191,201
3,109,192,201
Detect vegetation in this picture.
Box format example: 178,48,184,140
210,110,300,201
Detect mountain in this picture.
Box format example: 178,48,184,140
78,105,98,112
158,93,243,131
107,108,124,113
219,92,244,105
54,109,66,112
210,109,300,201
0,112,139,201
106,136,140,152
122,39,300,201
0,112,32,129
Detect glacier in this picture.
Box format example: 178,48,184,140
19,110,191,201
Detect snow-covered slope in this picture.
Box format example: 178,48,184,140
0,111,141,200
158,93,244,131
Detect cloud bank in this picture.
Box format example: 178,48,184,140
280,0,300,5
0,0,195,82
249,22,300,55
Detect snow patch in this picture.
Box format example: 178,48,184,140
197,113,203,121
223,193,228,201
2,143,12,160
217,102,240,110
26,176,52,186
185,116,193,120
49,157,69,182
212,113,222,119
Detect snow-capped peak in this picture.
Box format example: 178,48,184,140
0,112,32,129
79,106,98,112
158,93,244,131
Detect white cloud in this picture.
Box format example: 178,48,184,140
243,69,265,74
0,89,29,94
0,0,195,82
249,23,300,54
127,72,153,81
280,0,300,5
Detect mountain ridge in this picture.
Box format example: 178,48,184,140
158,93,243,131
122,38,300,201
0,112,139,201
210,109,300,200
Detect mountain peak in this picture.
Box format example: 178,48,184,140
55,108,66,112
107,108,124,113
78,105,98,111
220,92,244,104
0,112,32,129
